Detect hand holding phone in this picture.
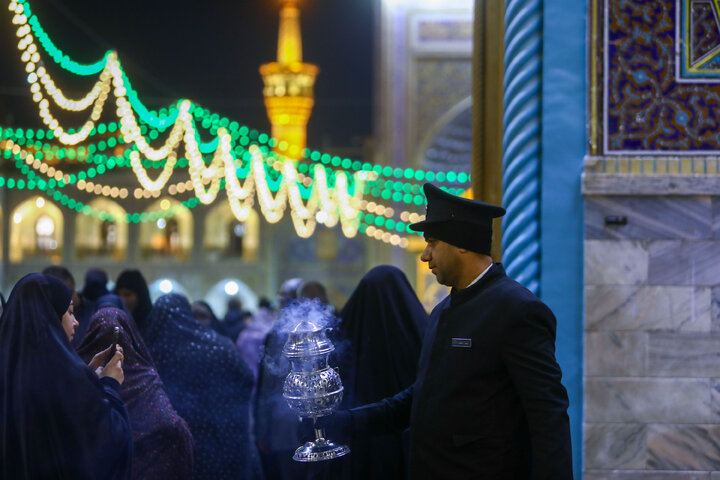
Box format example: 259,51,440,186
110,326,120,353
88,327,121,373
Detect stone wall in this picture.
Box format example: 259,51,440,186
584,174,720,479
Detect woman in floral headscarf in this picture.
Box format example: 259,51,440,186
78,304,194,480
144,293,262,480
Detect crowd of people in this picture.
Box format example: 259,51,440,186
0,263,429,480
0,183,573,480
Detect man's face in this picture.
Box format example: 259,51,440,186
420,236,463,288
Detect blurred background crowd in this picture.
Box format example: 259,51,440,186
0,264,429,480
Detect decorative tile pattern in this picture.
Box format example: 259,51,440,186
680,0,720,80
416,19,473,42
419,103,472,173
593,0,720,153
414,59,471,147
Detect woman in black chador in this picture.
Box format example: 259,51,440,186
315,265,429,480
143,293,262,480
0,273,132,480
114,269,153,331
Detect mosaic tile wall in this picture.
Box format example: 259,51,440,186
413,58,472,148
592,0,720,155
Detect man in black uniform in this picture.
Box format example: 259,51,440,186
325,183,572,479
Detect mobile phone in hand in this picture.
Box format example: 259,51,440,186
101,327,121,367
111,326,120,352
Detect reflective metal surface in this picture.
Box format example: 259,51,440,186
282,319,350,462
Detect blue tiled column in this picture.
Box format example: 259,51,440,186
502,0,586,476
501,0,542,294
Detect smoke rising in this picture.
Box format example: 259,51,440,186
276,297,339,333
257,297,349,383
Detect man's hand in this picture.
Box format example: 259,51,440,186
314,410,354,442
98,346,125,385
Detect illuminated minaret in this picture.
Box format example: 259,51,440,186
260,0,319,161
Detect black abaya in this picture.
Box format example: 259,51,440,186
0,273,133,480
314,265,429,480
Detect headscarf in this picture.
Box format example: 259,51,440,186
236,303,275,382
77,307,194,480
0,273,132,480
321,265,429,480
144,293,262,480
191,300,226,336
41,265,90,349
222,298,249,343
96,293,132,315
81,268,109,301
339,265,428,406
114,269,153,331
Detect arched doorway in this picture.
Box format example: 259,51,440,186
138,198,193,260
9,197,64,263
204,202,260,261
75,198,128,260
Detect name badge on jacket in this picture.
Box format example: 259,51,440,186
451,338,472,348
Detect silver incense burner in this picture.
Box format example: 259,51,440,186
282,319,350,462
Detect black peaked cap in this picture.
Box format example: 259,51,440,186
409,183,506,254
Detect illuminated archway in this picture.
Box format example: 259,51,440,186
75,199,128,260
416,97,472,174
9,196,64,263
138,198,193,260
205,278,258,320
148,278,190,302
204,202,260,261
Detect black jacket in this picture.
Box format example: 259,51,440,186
351,264,572,480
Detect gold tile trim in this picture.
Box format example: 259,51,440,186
584,156,720,175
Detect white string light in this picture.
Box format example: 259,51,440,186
6,0,422,244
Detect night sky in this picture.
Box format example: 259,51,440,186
0,0,374,148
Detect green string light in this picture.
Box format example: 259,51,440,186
18,0,470,186
357,212,420,237
22,1,108,76
7,0,473,235
2,122,469,199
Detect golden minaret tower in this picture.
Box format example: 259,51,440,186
260,0,319,161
